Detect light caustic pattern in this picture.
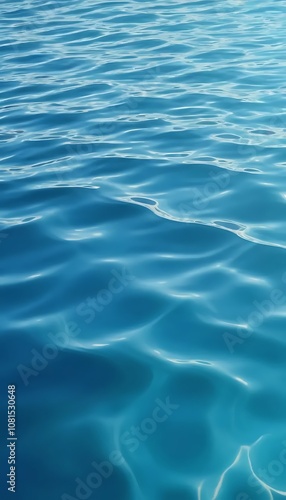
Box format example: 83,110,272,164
1,0,286,499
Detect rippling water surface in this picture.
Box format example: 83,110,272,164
1,0,286,499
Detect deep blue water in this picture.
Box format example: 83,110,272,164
1,0,286,499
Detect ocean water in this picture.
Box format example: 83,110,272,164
1,0,286,498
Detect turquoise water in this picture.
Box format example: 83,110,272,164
1,0,286,498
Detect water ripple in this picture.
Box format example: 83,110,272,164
1,0,286,499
